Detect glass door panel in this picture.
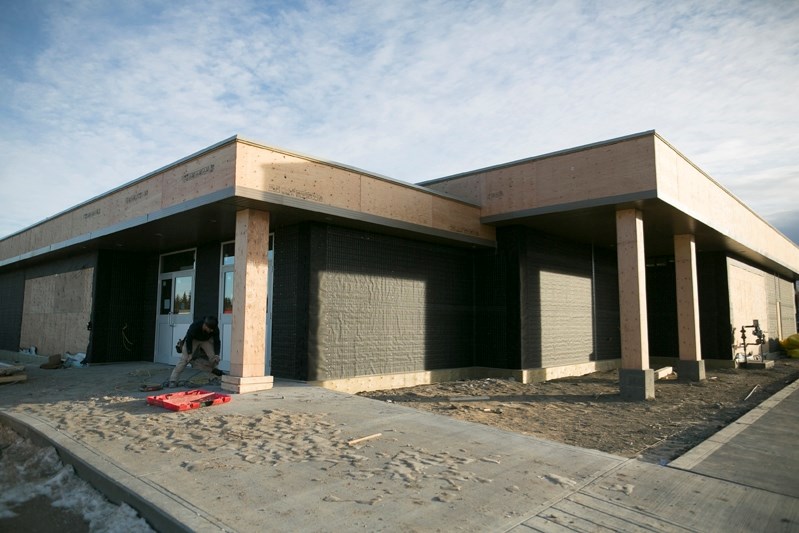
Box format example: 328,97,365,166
155,250,195,365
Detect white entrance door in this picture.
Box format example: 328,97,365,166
155,249,196,365
219,242,234,372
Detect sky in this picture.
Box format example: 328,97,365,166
1,0,798,244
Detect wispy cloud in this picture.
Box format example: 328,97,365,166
1,0,797,241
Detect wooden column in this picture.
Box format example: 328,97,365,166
222,209,274,394
674,234,706,381
616,209,654,400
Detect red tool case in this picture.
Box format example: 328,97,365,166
147,389,231,411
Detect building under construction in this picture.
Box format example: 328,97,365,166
1,131,797,399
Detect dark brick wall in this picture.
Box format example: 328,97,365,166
698,252,732,359
90,251,158,363
311,224,474,380
271,225,311,380
646,260,678,358
0,268,25,351
499,227,620,370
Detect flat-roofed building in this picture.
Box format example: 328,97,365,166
1,131,796,399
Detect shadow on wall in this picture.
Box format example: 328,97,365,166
520,229,620,370
306,225,475,382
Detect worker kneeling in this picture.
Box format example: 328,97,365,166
169,316,224,387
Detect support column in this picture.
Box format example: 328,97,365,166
616,209,654,400
222,209,274,394
674,234,706,381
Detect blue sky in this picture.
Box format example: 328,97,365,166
1,0,798,243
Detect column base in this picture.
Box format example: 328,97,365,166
678,360,706,382
221,375,274,394
619,369,655,401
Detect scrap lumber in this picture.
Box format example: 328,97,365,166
347,433,382,446
654,366,673,380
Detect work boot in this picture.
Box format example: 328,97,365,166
211,368,224,377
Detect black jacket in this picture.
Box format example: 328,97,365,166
185,318,221,355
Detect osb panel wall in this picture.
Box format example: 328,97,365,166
766,274,797,345
727,258,768,357
2,143,237,259
655,137,799,274
424,175,483,205
69,195,116,237
29,212,73,252
361,178,432,226
20,268,93,355
426,135,657,219
236,144,362,211
236,142,493,241
0,232,30,262
160,144,235,208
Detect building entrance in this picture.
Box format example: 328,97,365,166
155,249,196,365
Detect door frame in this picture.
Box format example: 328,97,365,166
154,248,196,365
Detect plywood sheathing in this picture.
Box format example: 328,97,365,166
616,209,650,370
29,212,73,252
236,142,493,241
727,257,769,355
654,136,799,274
675,234,702,361
229,209,269,380
160,146,235,208
2,143,237,259
427,134,658,219
0,232,30,262
20,269,93,356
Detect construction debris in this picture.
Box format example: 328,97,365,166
347,433,382,446
0,362,26,384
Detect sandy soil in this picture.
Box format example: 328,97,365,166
359,359,799,463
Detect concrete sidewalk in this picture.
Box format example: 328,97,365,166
0,359,797,532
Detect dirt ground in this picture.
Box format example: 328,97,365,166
359,358,799,463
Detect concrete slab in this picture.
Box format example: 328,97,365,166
0,355,798,532
668,380,799,499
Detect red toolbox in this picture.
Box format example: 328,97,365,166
147,389,231,411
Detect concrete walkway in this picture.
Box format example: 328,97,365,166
0,358,797,532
